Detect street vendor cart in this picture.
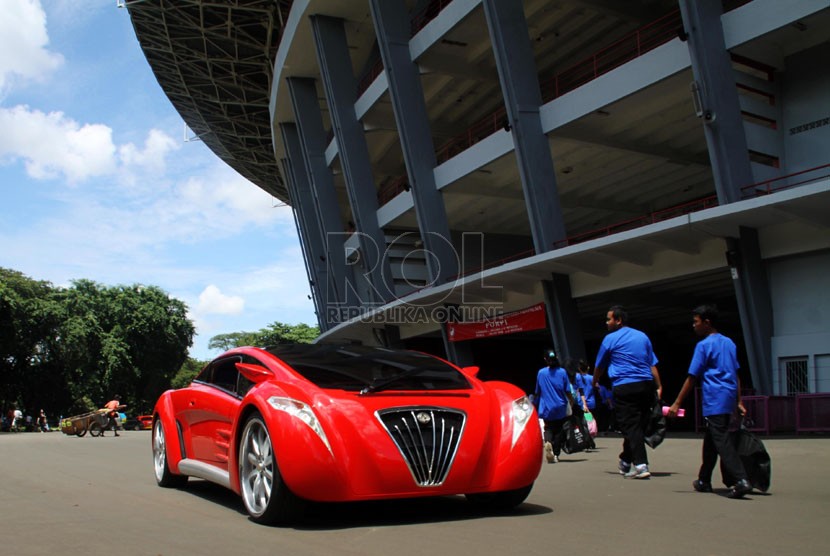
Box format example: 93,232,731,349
60,409,110,437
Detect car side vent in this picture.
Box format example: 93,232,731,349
377,407,466,487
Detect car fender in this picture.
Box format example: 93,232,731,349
153,391,185,475
228,382,347,500
479,381,543,492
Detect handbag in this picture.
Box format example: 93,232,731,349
585,411,598,437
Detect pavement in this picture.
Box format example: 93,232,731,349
1,429,828,556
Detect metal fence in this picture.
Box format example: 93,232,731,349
694,391,830,434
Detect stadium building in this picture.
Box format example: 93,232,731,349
126,0,830,422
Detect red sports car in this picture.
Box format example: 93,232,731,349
152,344,542,524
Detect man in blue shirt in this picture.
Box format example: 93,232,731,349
668,304,751,498
534,349,575,463
593,306,662,479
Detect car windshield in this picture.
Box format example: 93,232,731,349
265,344,472,392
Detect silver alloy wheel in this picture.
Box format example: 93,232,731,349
239,417,274,518
153,419,166,482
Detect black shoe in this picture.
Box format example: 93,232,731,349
114,433,120,437
692,480,713,493
727,479,752,499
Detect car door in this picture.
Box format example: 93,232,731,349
181,356,241,467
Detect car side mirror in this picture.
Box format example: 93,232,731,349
460,365,480,378
235,362,274,383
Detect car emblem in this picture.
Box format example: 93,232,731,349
416,411,431,424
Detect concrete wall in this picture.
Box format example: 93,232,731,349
768,249,830,393
782,41,830,173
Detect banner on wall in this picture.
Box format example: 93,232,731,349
447,303,546,342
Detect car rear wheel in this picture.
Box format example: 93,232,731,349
465,483,533,512
239,413,305,524
153,419,187,488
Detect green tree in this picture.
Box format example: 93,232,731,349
1,269,195,417
171,357,208,390
0,268,63,413
208,321,319,351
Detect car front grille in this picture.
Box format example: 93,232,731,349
376,407,466,487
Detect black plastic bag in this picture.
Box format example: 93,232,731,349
720,421,772,492
561,414,592,454
645,397,667,449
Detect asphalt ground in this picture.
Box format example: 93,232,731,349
1,429,828,556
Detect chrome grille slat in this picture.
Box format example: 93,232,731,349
377,407,466,487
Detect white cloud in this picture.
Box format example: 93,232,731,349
0,105,181,185
0,0,63,93
197,285,245,315
118,128,180,176
0,105,116,182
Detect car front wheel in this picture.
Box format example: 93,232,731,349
239,413,305,524
153,419,187,488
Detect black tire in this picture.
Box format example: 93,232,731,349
89,422,104,437
75,426,87,438
238,413,306,524
153,419,187,488
465,483,533,512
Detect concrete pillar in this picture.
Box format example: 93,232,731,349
482,0,566,253
310,15,395,304
542,274,586,362
286,77,358,321
368,0,459,286
680,0,754,203
727,227,773,394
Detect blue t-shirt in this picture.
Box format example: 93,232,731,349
534,365,571,421
575,373,596,410
688,333,740,417
594,326,658,387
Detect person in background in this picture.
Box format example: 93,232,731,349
667,304,752,499
37,409,49,432
593,305,662,479
103,395,124,437
576,359,597,414
533,349,575,464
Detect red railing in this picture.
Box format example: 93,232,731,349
539,9,682,104
796,394,830,432
377,175,410,205
554,194,719,248
434,9,683,165
435,107,508,164
411,0,455,35
451,248,537,281
741,163,830,197
357,58,385,98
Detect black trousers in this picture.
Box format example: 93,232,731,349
700,413,748,485
543,417,568,456
613,380,655,466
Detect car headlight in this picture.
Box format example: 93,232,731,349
511,395,534,448
267,396,333,455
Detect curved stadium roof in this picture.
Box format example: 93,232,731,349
126,0,291,201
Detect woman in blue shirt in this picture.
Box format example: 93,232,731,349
534,349,575,463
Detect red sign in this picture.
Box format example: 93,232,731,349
447,303,546,342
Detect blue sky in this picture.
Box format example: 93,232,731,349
0,0,316,360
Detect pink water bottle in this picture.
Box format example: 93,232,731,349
662,406,685,417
